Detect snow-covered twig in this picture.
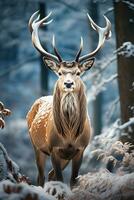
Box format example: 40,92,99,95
115,117,134,130
87,74,118,102
123,0,134,10
100,74,118,84
86,41,134,85
83,55,116,82
114,42,134,57
103,7,114,15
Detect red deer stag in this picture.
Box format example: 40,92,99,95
27,11,111,187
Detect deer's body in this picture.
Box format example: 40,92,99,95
27,80,91,186
27,11,111,187
27,95,91,157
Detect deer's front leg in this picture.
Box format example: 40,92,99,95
70,150,84,187
48,159,69,181
34,148,46,187
51,149,63,182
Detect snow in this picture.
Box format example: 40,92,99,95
1,169,133,200
71,170,134,200
115,42,134,57
0,180,54,200
116,117,134,130
87,74,118,102
44,181,72,199
0,179,73,200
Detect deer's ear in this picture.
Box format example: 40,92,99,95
43,57,60,72
80,58,95,72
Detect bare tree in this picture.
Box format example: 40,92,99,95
39,2,49,96
89,0,103,135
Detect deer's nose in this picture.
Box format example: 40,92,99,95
64,81,74,88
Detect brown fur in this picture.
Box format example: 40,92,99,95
53,81,87,138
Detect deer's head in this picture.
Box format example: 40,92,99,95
29,11,111,93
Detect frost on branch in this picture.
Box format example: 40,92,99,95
87,74,117,102
84,41,133,103
122,0,134,10
115,42,134,57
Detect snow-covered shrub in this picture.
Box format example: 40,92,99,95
0,180,73,200
44,181,72,200
81,118,134,174
71,170,134,200
0,180,55,200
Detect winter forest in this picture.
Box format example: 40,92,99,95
0,0,134,199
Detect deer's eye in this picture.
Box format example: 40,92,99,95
76,71,80,76
58,72,62,76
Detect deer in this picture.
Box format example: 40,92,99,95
27,11,111,187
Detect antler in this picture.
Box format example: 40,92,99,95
75,37,83,62
52,35,63,62
77,14,111,62
29,11,62,62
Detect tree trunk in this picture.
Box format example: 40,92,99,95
89,0,102,135
39,2,49,96
114,0,134,144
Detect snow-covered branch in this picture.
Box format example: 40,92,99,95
85,41,134,103
115,117,134,130
87,74,118,102
83,55,116,82
123,0,134,10
114,42,134,57
103,7,114,15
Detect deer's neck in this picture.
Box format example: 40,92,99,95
53,83,87,137
60,93,79,132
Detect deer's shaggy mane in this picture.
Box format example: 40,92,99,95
53,82,87,138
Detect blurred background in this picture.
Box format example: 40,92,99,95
0,0,133,183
